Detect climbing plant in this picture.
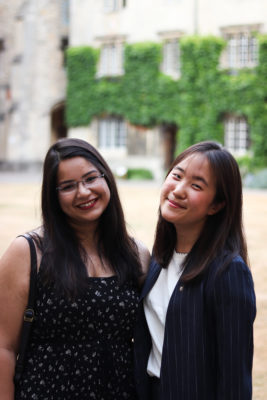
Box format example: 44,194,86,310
66,35,267,166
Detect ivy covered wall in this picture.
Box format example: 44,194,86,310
66,35,267,166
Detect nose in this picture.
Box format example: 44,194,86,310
76,181,91,196
172,181,186,199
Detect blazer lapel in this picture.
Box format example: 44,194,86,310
140,258,161,301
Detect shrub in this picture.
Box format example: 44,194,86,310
236,154,253,178
126,168,154,180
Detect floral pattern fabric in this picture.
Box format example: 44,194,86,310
15,274,139,399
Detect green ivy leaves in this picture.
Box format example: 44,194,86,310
66,35,267,166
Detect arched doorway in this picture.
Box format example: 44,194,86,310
161,123,177,170
51,102,67,142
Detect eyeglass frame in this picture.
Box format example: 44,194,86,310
56,173,105,194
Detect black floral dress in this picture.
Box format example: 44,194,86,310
15,272,139,400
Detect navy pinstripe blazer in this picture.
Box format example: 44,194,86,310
134,255,256,400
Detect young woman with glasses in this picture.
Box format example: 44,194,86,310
0,138,150,399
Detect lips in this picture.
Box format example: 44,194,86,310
77,198,97,210
168,198,186,209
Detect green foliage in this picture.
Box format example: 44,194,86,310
66,46,99,126
236,154,254,178
126,168,154,180
177,36,225,150
121,43,162,126
66,35,267,166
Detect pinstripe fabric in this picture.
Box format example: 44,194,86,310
134,256,256,400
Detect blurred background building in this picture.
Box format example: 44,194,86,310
0,0,266,178
0,0,68,169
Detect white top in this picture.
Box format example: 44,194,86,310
144,251,186,377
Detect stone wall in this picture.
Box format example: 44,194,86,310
70,0,267,46
0,0,67,166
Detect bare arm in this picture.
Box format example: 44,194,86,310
0,237,31,399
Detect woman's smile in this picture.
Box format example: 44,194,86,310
160,153,220,238
57,157,110,228
76,198,98,210
167,198,186,209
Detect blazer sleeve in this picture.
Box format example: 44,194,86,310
207,257,256,400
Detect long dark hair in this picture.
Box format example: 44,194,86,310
37,138,142,297
153,141,248,283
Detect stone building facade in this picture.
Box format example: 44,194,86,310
0,0,68,169
0,0,267,176
68,0,267,177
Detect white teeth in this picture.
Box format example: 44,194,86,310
79,200,95,207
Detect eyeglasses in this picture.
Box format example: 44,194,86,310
56,174,105,194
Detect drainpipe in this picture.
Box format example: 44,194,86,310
193,0,199,34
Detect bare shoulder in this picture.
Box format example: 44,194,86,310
134,238,151,276
0,236,32,352
0,235,31,266
0,236,31,291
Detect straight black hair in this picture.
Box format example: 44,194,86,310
36,138,142,297
153,141,248,283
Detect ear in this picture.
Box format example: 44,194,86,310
208,201,225,216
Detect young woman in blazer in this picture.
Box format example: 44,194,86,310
134,141,256,400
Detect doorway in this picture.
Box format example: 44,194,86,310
51,102,67,142
161,123,177,170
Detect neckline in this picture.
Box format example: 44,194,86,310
174,251,188,256
87,275,116,280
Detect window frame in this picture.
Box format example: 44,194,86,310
162,38,181,79
220,24,260,71
97,37,125,78
98,117,127,150
224,115,250,155
158,31,183,80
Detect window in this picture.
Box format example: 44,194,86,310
104,0,126,12
61,0,69,27
98,117,127,149
224,116,250,154
227,33,258,69
159,31,183,79
60,37,69,67
221,25,260,70
162,39,181,79
98,42,124,77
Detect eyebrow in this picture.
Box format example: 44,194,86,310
59,170,99,185
173,166,209,187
